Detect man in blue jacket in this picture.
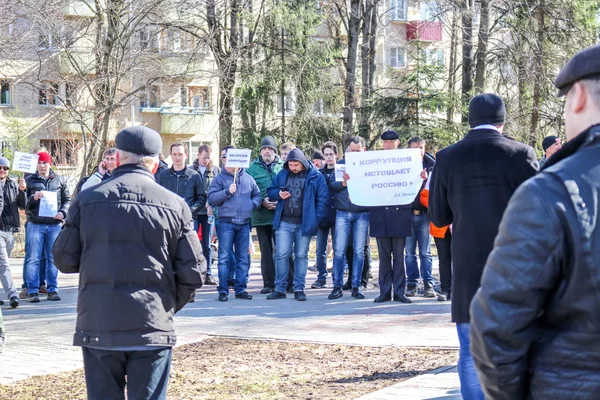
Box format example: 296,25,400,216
266,148,329,301
208,145,262,302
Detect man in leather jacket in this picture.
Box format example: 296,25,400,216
470,44,600,399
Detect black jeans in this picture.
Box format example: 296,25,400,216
434,229,452,294
256,225,276,289
82,347,172,400
345,244,371,287
196,214,213,276
375,237,406,297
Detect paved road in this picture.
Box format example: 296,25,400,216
0,258,460,398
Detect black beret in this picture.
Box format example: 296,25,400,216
115,126,163,156
381,130,399,140
468,93,506,128
542,136,559,152
312,150,325,160
555,45,600,97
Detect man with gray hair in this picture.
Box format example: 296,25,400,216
80,147,118,191
53,126,205,400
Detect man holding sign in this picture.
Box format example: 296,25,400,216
208,146,261,302
24,152,70,303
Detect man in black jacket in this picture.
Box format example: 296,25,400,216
0,157,26,309
470,45,600,400
429,93,538,400
53,126,205,400
25,151,71,303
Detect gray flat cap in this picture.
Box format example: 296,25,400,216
115,126,163,156
555,45,600,97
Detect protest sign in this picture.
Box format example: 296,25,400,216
345,149,423,206
225,148,252,169
39,191,58,218
13,152,38,174
334,164,346,182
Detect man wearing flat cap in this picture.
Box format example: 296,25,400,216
429,93,538,399
470,45,600,399
53,126,206,400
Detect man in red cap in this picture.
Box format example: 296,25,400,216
24,151,71,302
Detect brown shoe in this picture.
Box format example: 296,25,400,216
18,288,28,299
39,285,48,294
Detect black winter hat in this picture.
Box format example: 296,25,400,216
115,126,162,156
259,136,278,152
542,136,559,152
468,93,506,128
313,150,325,160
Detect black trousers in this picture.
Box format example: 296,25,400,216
82,347,172,400
345,244,371,287
255,225,276,289
197,214,213,276
376,237,406,297
434,229,452,294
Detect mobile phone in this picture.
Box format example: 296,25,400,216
280,186,288,192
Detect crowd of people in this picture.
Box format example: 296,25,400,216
1,43,599,400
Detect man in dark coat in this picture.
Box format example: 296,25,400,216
470,44,600,400
370,130,412,304
53,126,205,400
429,93,538,399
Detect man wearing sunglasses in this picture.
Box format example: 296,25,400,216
0,157,26,309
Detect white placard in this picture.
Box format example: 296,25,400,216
345,149,423,206
334,164,346,182
13,152,38,174
39,191,58,218
225,148,252,169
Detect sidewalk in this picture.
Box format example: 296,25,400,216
0,258,460,399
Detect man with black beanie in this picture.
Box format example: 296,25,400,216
429,93,538,399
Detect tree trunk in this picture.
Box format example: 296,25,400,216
474,0,489,92
342,0,361,147
447,10,459,123
358,0,373,140
529,3,545,147
460,0,474,123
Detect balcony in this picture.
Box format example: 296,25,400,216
60,49,96,75
140,107,216,138
406,21,443,41
62,0,95,17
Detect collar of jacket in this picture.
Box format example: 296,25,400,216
257,155,281,171
466,128,502,138
221,168,245,177
543,123,600,170
111,164,156,180
33,170,56,181
168,165,193,176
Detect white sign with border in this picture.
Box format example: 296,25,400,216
225,148,252,169
334,164,346,182
345,149,423,206
39,190,58,218
13,152,39,174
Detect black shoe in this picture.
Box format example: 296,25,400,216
266,291,286,300
204,275,218,286
235,292,253,300
286,285,294,294
394,294,412,303
294,291,306,301
342,282,352,291
328,287,343,300
47,292,61,301
310,280,327,289
374,295,391,303
218,293,228,302
351,287,365,299
260,287,274,294
405,285,417,297
29,293,40,303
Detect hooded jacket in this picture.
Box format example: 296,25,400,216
207,168,262,225
470,124,600,400
267,149,329,236
246,155,284,226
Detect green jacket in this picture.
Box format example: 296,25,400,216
246,155,284,226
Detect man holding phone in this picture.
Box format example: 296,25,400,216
80,148,117,192
266,148,329,301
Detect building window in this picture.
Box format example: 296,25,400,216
39,139,79,166
389,47,406,68
141,85,160,108
0,81,11,106
421,2,442,21
420,48,445,66
188,87,211,109
180,86,188,107
39,82,60,106
390,0,407,21
277,93,296,113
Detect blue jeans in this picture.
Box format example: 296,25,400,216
315,225,334,283
333,211,369,288
274,221,311,293
405,213,434,287
216,222,250,295
456,323,484,400
25,223,61,295
82,347,172,400
22,223,47,289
